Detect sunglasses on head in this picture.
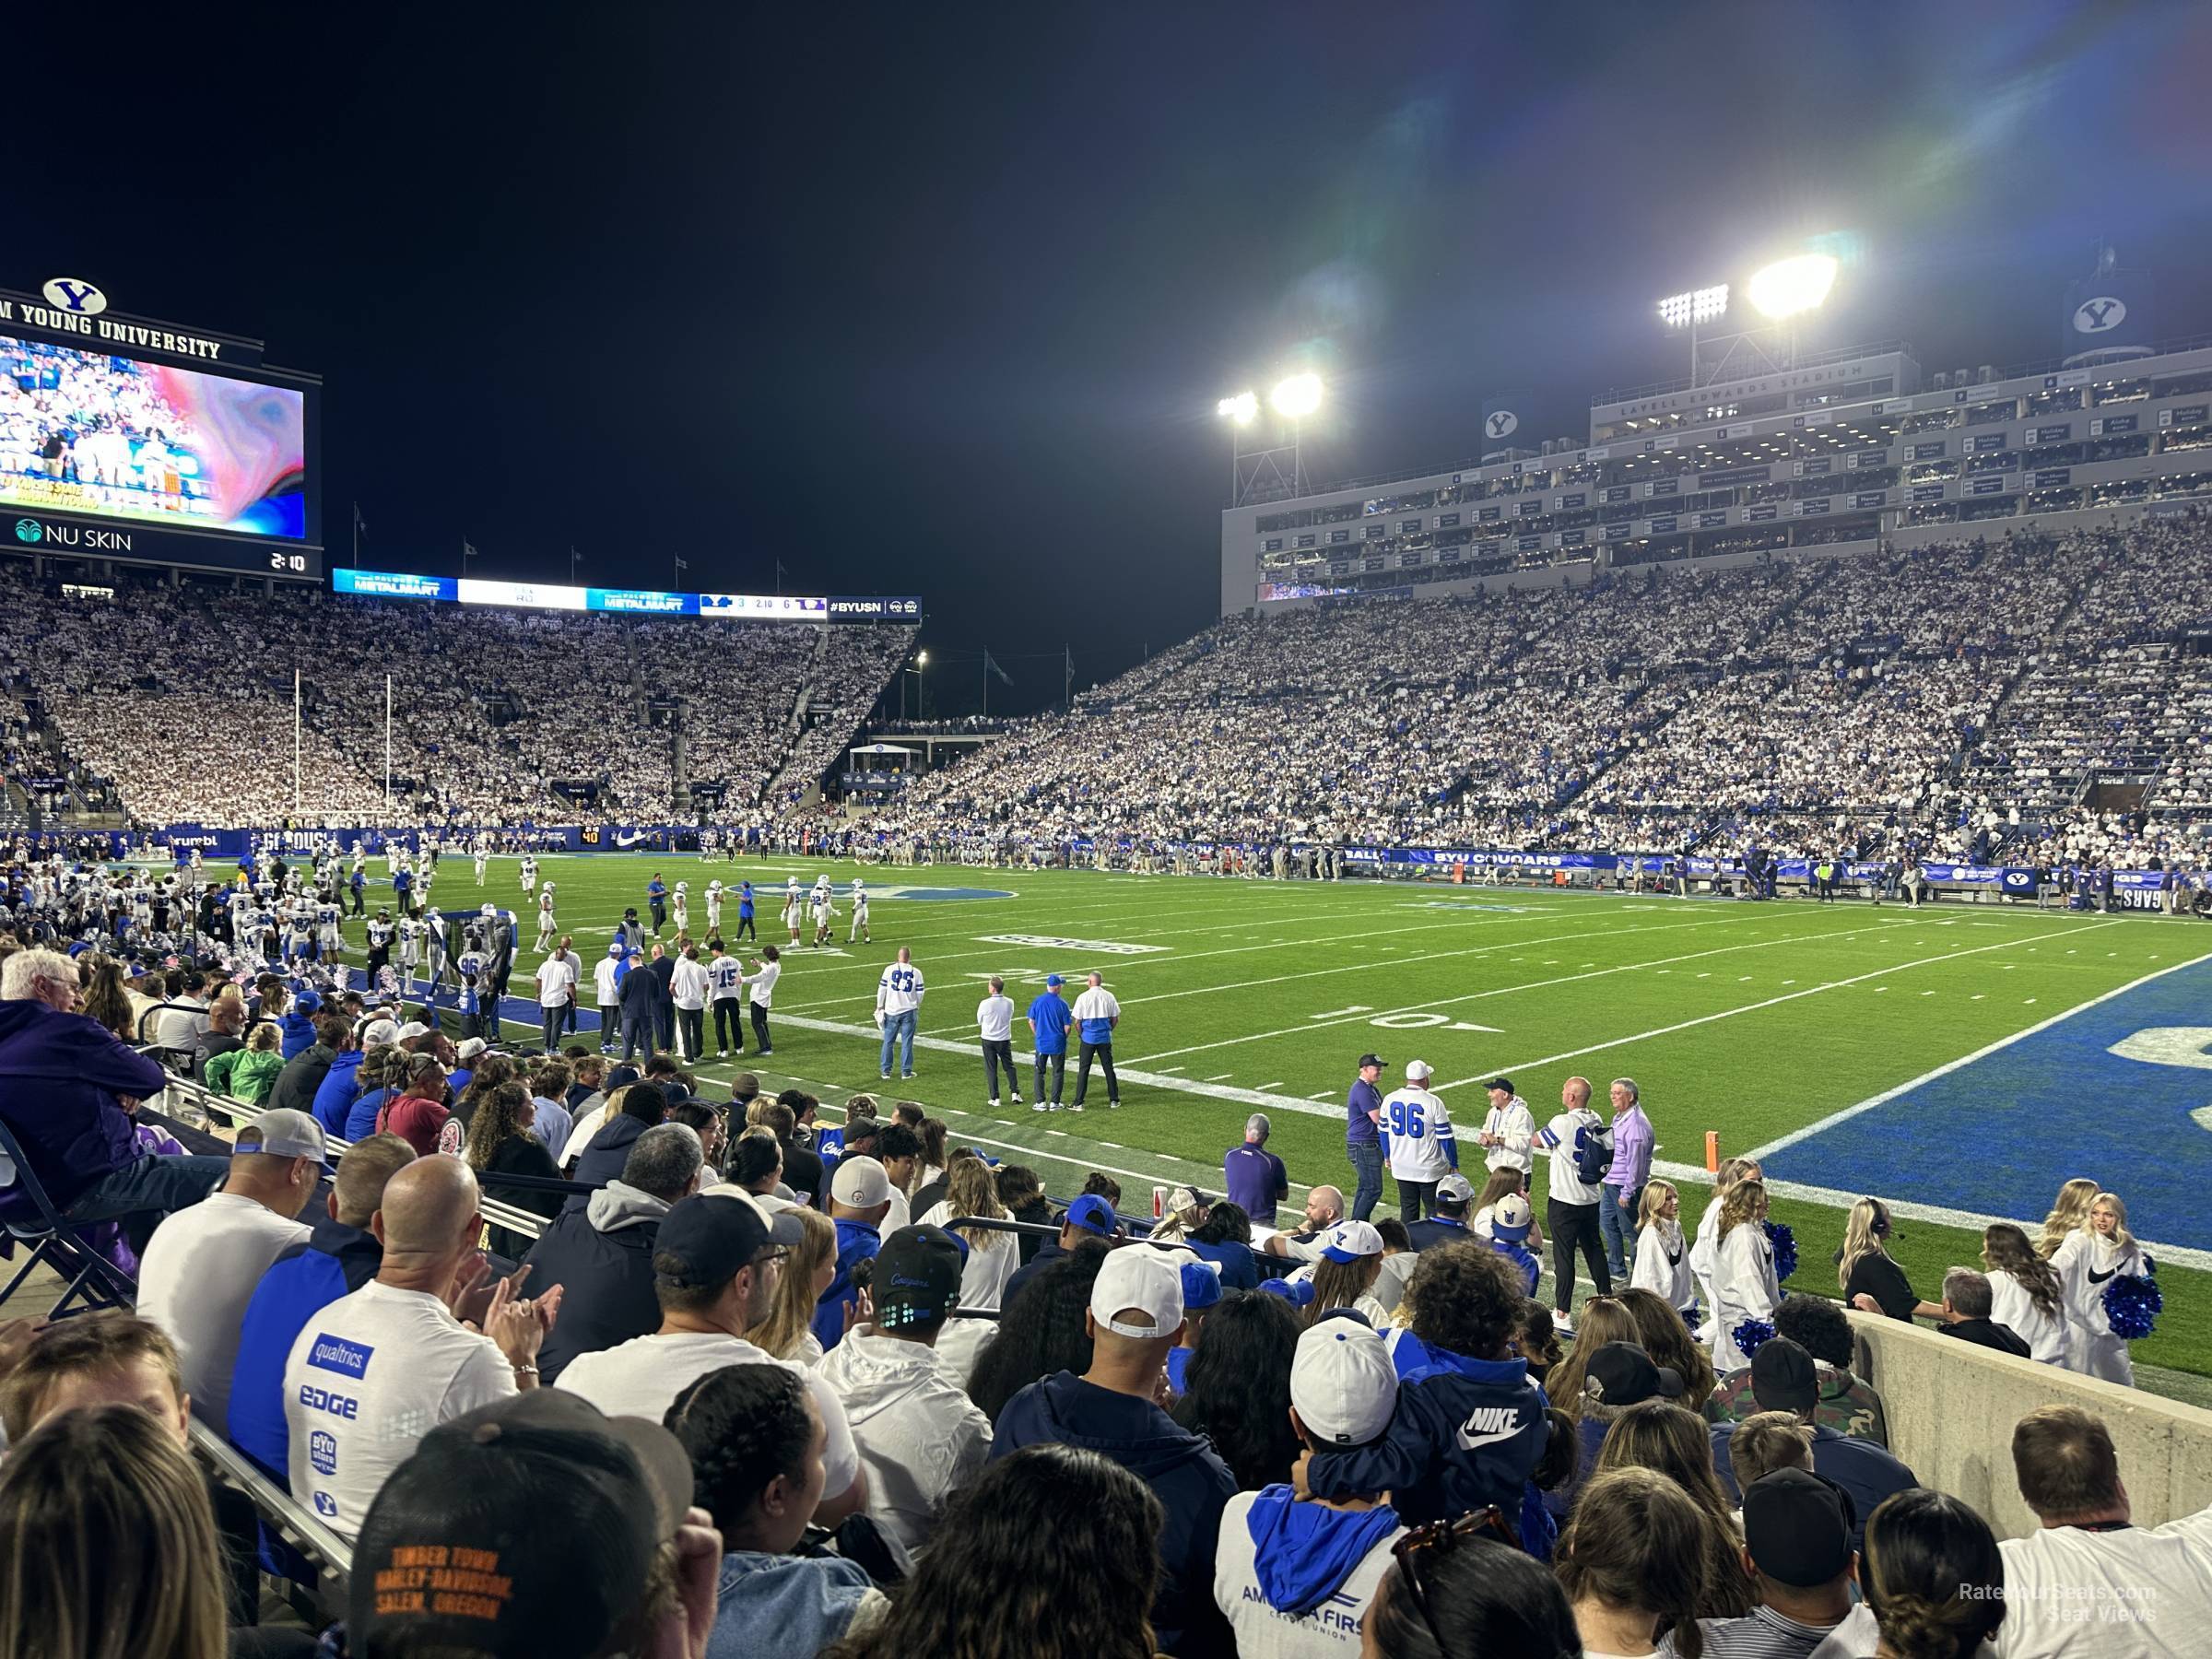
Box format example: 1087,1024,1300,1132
1388,1507,1520,1645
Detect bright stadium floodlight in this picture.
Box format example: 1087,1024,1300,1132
1657,285,1729,328
1747,253,1838,319
1269,372,1324,418
1217,390,1259,426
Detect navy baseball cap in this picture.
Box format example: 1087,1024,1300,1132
654,1194,801,1289
874,1225,968,1330
1064,1194,1117,1236
1485,1076,1514,1094
1358,1053,1385,1070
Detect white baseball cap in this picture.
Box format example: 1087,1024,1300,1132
830,1154,891,1208
396,1021,432,1041
239,1108,327,1163
1491,1193,1535,1241
1088,1245,1185,1340
1435,1172,1477,1206
1405,1059,1433,1082
1290,1317,1399,1446
359,1018,401,1051
1319,1219,1385,1264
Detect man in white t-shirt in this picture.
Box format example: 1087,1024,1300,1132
535,946,578,1055
1535,1075,1612,1327
877,947,925,1080
1992,1405,2212,1659
1215,1315,1406,1657
976,973,1022,1109
1379,1060,1455,1222
281,1155,559,1539
555,1189,868,1526
669,944,711,1060
1070,971,1122,1111
137,1108,323,1431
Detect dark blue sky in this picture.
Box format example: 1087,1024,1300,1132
9,2,2209,712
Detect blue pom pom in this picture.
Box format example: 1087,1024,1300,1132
2102,1270,2161,1342
1764,1220,1798,1282
1732,1318,1777,1357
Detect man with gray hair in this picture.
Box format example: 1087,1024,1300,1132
1600,1075,1653,1282
523,1122,706,1382
1934,1266,2031,1357
1223,1112,1288,1228
0,946,229,1241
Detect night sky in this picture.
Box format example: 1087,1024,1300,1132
10,3,2209,714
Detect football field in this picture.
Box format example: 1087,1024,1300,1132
348,853,2212,1380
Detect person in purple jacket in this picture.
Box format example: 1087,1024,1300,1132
1222,1112,1288,1229
0,948,228,1244
1599,1077,1654,1283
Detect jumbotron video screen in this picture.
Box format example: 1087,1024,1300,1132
0,335,308,539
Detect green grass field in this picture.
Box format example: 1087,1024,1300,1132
341,853,2212,1387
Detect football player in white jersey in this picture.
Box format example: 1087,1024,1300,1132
316,895,344,959
704,879,724,934
519,853,538,894
848,877,870,944
284,901,315,965
535,883,557,952
672,881,690,936
810,883,834,947
397,914,423,985
783,881,804,945
474,842,488,886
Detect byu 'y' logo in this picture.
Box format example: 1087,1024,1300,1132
41,277,107,315
2074,296,2126,333
1487,410,1518,438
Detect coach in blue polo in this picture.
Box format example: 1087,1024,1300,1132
1026,974,1073,1112
1345,1053,1386,1221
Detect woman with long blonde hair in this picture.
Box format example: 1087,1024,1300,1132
1689,1158,1759,1325
748,1202,837,1363
918,1154,1018,1381
1838,1196,1943,1322
1542,1294,1641,1413
2036,1177,2099,1259
1592,1399,1757,1617
0,1403,228,1659
1711,1179,1781,1374
1630,1178,1697,1322
1618,1286,1718,1415
1981,1221,2068,1367
2051,1191,2148,1385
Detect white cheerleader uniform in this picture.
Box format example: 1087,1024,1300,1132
1710,1219,1781,1374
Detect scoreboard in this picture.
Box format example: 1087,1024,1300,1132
0,276,322,580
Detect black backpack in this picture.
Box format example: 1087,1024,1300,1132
1571,1116,1613,1184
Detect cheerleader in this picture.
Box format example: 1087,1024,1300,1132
1630,1179,1698,1323
1689,1157,1759,1336
2051,1192,2148,1386
2036,1178,2100,1259
1981,1222,2070,1369
1710,1177,1780,1375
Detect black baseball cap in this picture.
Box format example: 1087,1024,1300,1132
1750,1336,1820,1413
1743,1467,1855,1586
873,1224,969,1331
1583,1341,1684,1406
1485,1076,1515,1094
654,1192,802,1289
349,1389,694,1658
1357,1053,1385,1070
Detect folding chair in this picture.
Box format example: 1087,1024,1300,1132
0,1117,139,1319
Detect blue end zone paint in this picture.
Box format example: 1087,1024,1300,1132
1762,956,2212,1251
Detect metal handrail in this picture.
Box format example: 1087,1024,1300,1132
190,1419,353,1590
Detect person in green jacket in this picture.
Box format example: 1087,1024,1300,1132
204,1022,286,1105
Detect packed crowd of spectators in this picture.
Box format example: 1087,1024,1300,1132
0,937,2206,1656
0,564,910,826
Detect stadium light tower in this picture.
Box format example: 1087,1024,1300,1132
1218,373,1322,506
1747,253,1838,319
1656,284,1729,382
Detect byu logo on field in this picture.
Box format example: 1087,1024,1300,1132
2074,296,2126,334
1486,409,1519,438
2107,1027,2212,1133
41,276,107,315
14,520,40,545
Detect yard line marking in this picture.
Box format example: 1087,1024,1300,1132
1253,1081,1283,1091
1203,1072,1235,1081
1121,918,1918,1069
1154,1065,1186,1076
1309,1090,1336,1100
1741,943,2212,1166
1432,921,2123,1095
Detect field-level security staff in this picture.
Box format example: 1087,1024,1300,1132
1070,971,1121,1111
1381,1060,1455,1222
877,947,924,1079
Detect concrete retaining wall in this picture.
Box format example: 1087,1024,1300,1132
1846,1311,2212,1538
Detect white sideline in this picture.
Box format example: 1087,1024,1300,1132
1743,943,2212,1160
